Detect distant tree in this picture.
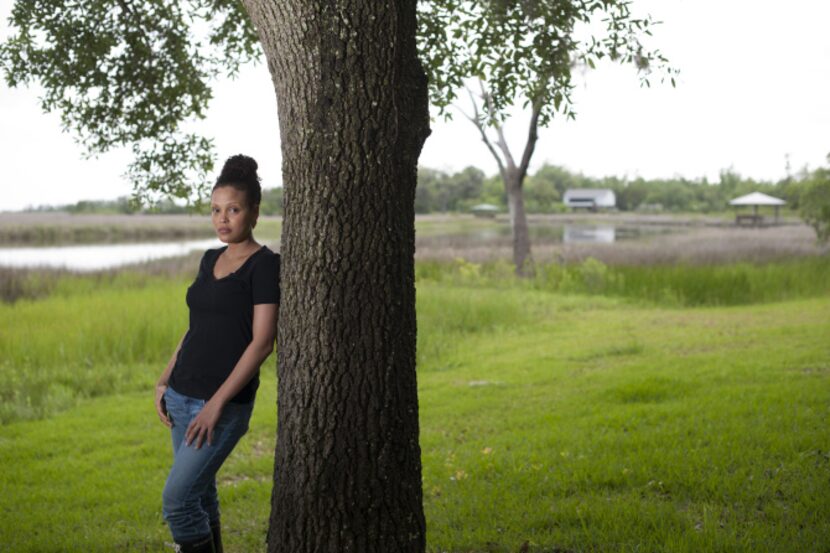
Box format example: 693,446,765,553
415,165,485,213
417,162,796,215
447,165,486,211
717,168,743,197
531,164,580,199
524,169,562,213
480,173,507,209
615,178,650,211
149,199,188,214
779,178,805,211
799,165,830,243
415,167,449,212
420,0,678,274
643,180,694,212
259,187,283,216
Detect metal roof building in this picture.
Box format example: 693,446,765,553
563,188,616,210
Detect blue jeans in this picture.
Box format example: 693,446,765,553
161,384,254,543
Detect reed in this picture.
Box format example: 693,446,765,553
0,212,282,244
417,255,830,307
414,223,829,264
0,277,190,423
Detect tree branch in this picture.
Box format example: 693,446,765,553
462,85,506,181
477,78,516,171
517,95,543,184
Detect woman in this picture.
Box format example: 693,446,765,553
154,154,280,553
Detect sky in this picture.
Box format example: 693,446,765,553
1,0,829,212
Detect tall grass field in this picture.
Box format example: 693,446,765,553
0,259,828,551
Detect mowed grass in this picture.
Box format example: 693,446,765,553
0,275,828,552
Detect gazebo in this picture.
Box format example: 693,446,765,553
728,192,786,226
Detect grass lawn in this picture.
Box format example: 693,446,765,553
0,281,828,551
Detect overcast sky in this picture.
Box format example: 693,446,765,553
2,0,829,212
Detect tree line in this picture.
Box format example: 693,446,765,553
29,162,821,217
414,163,818,215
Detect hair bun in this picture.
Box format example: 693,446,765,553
213,154,263,207
219,154,260,183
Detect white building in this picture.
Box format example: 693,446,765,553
563,188,616,210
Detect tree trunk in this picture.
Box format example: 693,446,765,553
505,170,533,276
240,1,431,552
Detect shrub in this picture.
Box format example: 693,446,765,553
799,166,830,243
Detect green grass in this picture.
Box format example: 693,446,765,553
417,256,830,307
416,290,829,552
0,274,828,551
0,274,191,423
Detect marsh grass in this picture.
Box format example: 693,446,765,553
0,263,196,303
414,224,828,265
0,212,282,244
2,253,828,423
0,281,828,551
418,255,830,307
0,277,193,423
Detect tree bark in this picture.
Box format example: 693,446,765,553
240,1,431,551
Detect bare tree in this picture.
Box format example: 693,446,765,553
459,78,543,274
418,0,678,275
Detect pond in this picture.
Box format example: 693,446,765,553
0,238,224,271
0,222,681,271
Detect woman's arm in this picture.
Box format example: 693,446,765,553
155,330,187,427
213,303,279,405
185,303,279,448
157,330,187,386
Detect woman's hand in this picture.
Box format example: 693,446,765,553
185,398,224,449
155,382,171,428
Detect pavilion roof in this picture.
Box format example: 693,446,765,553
728,192,786,206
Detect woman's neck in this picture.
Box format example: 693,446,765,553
224,237,259,257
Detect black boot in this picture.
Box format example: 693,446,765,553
210,520,223,553
174,533,215,553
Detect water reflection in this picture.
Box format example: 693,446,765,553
563,225,615,244
464,222,673,244
0,238,224,271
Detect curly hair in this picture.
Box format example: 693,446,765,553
213,154,262,208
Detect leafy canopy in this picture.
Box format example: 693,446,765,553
1,0,674,207
0,0,260,208
417,0,677,127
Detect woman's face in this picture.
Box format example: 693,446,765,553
211,186,258,244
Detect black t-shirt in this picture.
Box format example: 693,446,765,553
168,245,280,404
